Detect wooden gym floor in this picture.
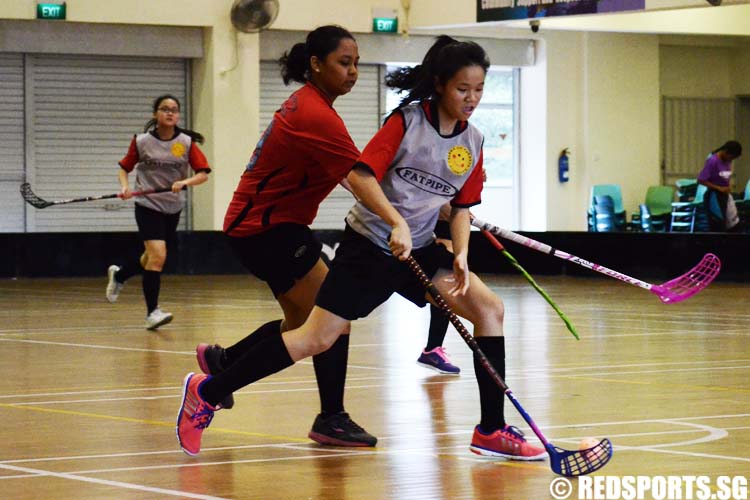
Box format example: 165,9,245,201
0,271,748,499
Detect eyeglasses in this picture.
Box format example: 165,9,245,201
158,107,180,114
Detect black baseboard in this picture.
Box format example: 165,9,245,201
1,230,748,282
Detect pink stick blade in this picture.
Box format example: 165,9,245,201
651,253,721,304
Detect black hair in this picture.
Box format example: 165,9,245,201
712,140,742,158
385,35,490,107
143,94,205,144
279,25,356,85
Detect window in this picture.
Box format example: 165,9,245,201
384,65,518,186
466,68,517,186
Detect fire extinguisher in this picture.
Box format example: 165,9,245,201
558,148,570,183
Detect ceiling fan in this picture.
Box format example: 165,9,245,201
222,0,280,74
230,0,280,33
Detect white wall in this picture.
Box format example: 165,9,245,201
522,31,660,230
661,45,734,97
519,35,552,231
584,32,661,220
536,32,583,231
733,49,750,96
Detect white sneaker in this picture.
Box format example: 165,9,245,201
145,307,173,330
106,265,124,303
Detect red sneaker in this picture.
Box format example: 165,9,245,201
176,372,217,456
470,424,546,461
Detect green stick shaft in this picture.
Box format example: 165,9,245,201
500,248,579,340
482,230,579,340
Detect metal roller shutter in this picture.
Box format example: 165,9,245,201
259,62,381,229
0,53,24,232
25,54,188,232
662,96,736,187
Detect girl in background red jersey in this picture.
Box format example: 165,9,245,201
106,95,210,330
190,25,375,447
177,35,546,461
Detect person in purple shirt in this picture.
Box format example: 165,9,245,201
697,140,742,231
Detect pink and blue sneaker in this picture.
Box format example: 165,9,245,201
416,346,460,374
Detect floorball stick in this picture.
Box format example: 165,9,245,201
481,229,579,340
405,256,612,476
471,217,720,304
20,183,178,209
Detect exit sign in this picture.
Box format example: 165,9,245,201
37,2,66,20
373,17,398,33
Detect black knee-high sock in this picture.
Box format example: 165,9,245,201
474,336,506,433
225,320,283,365
142,270,160,314
425,304,450,351
115,255,144,283
199,333,294,407
313,334,349,415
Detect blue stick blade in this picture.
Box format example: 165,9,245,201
548,438,613,476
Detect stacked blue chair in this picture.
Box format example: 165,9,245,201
735,180,750,231
675,178,698,202
638,204,653,232
592,195,617,232
588,185,626,231
669,202,697,232
692,184,710,231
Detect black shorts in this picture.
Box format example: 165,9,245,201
135,204,181,242
316,225,454,321
226,223,322,297
434,219,451,240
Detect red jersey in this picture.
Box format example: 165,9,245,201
224,82,360,236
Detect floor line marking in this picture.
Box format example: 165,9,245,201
0,463,229,499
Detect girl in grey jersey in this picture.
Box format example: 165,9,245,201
106,95,211,330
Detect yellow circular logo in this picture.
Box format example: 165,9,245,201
171,142,186,157
447,146,472,175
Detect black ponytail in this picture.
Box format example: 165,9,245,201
712,140,742,158
144,94,205,144
385,35,490,107
279,42,309,85
279,25,355,85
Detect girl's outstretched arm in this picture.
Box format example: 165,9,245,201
346,166,411,259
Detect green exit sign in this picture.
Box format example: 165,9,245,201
373,17,398,33
37,2,66,20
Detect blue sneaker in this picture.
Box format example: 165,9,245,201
417,346,460,374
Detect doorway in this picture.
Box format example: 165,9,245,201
735,96,750,193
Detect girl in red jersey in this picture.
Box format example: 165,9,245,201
106,95,210,330
191,25,375,446
177,35,545,461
